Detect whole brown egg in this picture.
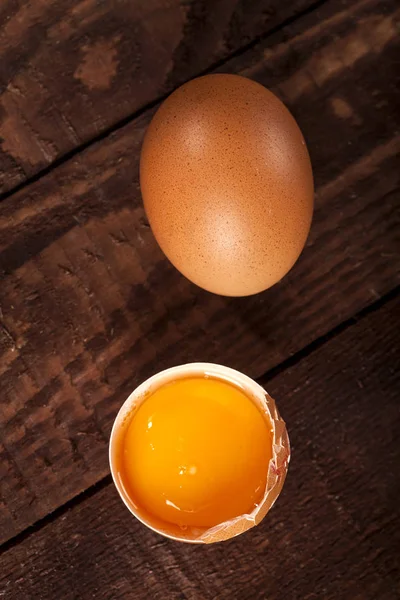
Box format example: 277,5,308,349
140,74,313,296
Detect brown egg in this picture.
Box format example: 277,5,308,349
140,74,313,296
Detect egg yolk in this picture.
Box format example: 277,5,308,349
121,376,272,529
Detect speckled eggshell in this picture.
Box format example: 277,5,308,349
140,74,314,296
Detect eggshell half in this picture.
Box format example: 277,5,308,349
109,363,290,544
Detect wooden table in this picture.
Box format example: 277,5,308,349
0,1,399,598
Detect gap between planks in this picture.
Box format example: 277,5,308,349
0,0,328,205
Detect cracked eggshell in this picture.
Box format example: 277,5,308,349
109,363,290,544
140,73,313,296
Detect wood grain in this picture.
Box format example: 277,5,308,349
0,0,319,195
0,0,399,543
1,294,399,600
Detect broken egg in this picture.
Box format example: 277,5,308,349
109,363,290,543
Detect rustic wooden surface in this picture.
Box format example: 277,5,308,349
0,0,399,597
0,0,318,195
1,293,399,599
1,0,399,543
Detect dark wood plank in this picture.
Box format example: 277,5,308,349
0,0,319,195
1,294,399,600
0,0,399,544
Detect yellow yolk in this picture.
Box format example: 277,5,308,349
121,377,272,529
